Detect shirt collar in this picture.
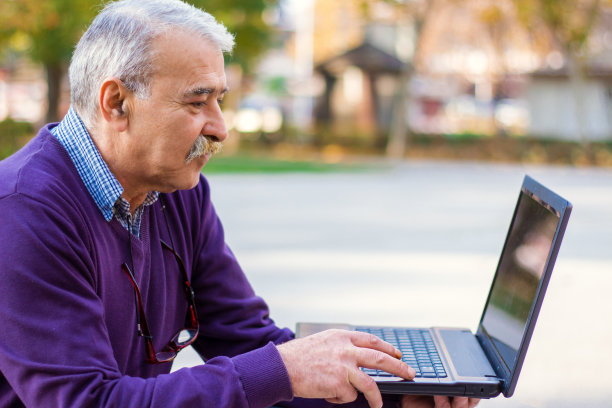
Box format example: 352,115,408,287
50,106,158,223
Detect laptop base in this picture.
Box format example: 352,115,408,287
296,323,503,398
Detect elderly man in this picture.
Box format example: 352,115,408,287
0,1,478,407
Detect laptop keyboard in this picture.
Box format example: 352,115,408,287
356,327,447,378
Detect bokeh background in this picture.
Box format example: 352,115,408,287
1,1,612,407
2,0,612,164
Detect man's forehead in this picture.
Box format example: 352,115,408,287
150,29,228,96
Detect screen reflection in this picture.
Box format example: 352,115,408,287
481,191,559,369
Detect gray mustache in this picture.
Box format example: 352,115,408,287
186,135,223,163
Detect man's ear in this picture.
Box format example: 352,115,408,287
99,78,130,132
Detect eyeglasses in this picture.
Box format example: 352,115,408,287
121,200,199,364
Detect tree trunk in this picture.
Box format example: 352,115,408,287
384,0,437,159
386,68,412,158
566,53,591,155
45,64,63,124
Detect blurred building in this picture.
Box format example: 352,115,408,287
287,0,542,140
273,0,612,142
315,43,408,140
2,0,611,144
527,66,612,141
526,10,612,142
309,0,416,142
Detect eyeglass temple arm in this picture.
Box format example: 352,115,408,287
121,263,153,339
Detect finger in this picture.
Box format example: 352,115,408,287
348,369,382,408
449,396,469,408
350,331,402,359
433,396,452,408
401,395,435,408
468,398,480,408
324,376,358,406
357,348,416,379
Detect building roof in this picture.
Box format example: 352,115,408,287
315,42,410,76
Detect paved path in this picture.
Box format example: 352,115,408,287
173,160,612,408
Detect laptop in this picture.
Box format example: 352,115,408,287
296,175,572,398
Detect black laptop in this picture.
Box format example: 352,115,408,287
296,175,572,398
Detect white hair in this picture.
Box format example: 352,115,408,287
69,0,235,129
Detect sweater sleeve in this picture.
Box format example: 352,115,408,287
0,191,294,408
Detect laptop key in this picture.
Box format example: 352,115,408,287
359,327,448,379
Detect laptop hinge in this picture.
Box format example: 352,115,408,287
476,327,512,383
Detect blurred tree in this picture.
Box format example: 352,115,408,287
188,0,277,73
477,4,510,136
0,0,277,124
512,0,610,149
359,0,438,158
0,0,97,123
476,2,533,137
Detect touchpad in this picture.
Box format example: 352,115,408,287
439,329,497,377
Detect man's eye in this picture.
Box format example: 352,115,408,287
191,102,206,108
217,99,224,106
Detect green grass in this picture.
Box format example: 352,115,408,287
202,154,370,174
0,118,34,159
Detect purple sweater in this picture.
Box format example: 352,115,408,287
0,126,347,407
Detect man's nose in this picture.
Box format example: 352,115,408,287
202,103,228,142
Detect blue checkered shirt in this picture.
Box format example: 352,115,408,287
51,106,158,237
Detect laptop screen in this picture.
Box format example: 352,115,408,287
480,187,561,371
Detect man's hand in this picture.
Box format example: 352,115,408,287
276,329,416,408
401,395,480,408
